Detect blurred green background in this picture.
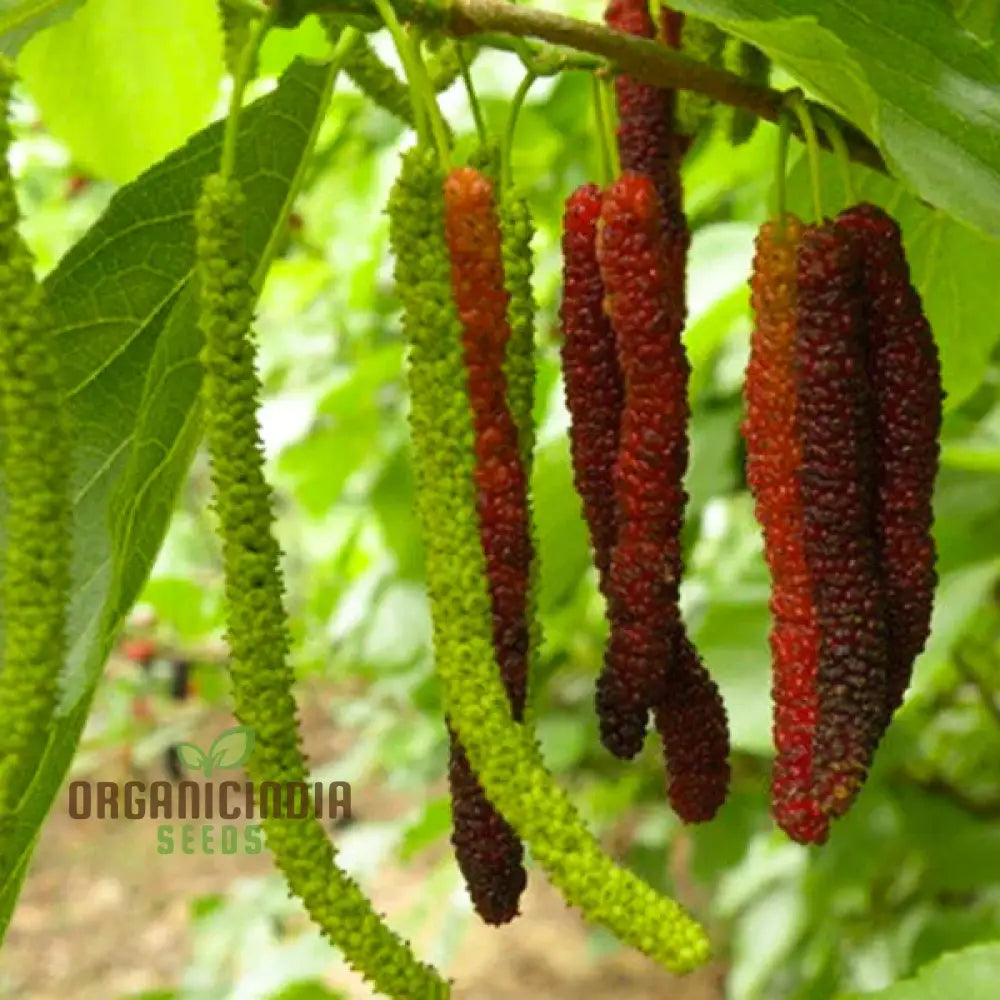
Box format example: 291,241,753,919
2,2,999,999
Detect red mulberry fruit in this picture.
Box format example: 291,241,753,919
604,0,686,228
442,166,533,923
595,171,690,759
793,222,890,819
743,216,828,844
560,183,624,588
653,633,730,822
834,203,942,726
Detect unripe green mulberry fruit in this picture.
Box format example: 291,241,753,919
0,57,72,816
194,171,448,999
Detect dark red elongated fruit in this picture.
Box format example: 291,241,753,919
562,179,729,815
794,223,890,818
595,171,690,759
743,216,828,844
446,732,527,923
652,632,730,822
604,0,685,228
560,183,623,588
834,203,942,726
442,166,532,924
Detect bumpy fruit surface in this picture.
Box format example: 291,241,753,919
442,165,532,924
197,171,448,998
604,0,684,226
561,180,729,817
653,633,731,823
560,183,623,588
0,59,72,815
835,203,942,726
794,223,889,819
743,216,828,844
595,171,691,759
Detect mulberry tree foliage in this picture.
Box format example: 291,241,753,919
0,3,992,996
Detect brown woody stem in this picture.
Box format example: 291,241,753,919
309,0,887,174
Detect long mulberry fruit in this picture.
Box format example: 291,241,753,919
0,58,72,814
560,183,623,588
562,180,728,816
195,172,447,997
500,191,543,705
794,222,890,818
604,0,684,227
653,634,730,822
743,216,828,844
442,165,532,924
595,171,690,759
834,203,942,726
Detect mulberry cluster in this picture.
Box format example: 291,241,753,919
794,224,889,818
447,735,526,924
390,146,710,972
594,172,691,758
559,173,729,820
442,165,533,924
744,207,941,842
499,193,544,689
744,217,828,844
653,634,731,823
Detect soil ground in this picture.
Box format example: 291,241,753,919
2,687,725,1000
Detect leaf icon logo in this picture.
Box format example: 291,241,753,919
175,726,255,777
209,726,255,771
175,742,209,776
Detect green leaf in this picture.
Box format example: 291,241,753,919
208,725,256,770
837,943,1000,999
784,154,1000,411
17,0,224,183
0,58,338,943
668,0,1000,241
258,13,329,77
0,0,83,55
949,0,1000,46
907,902,1000,972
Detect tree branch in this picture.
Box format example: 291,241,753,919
309,0,888,175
